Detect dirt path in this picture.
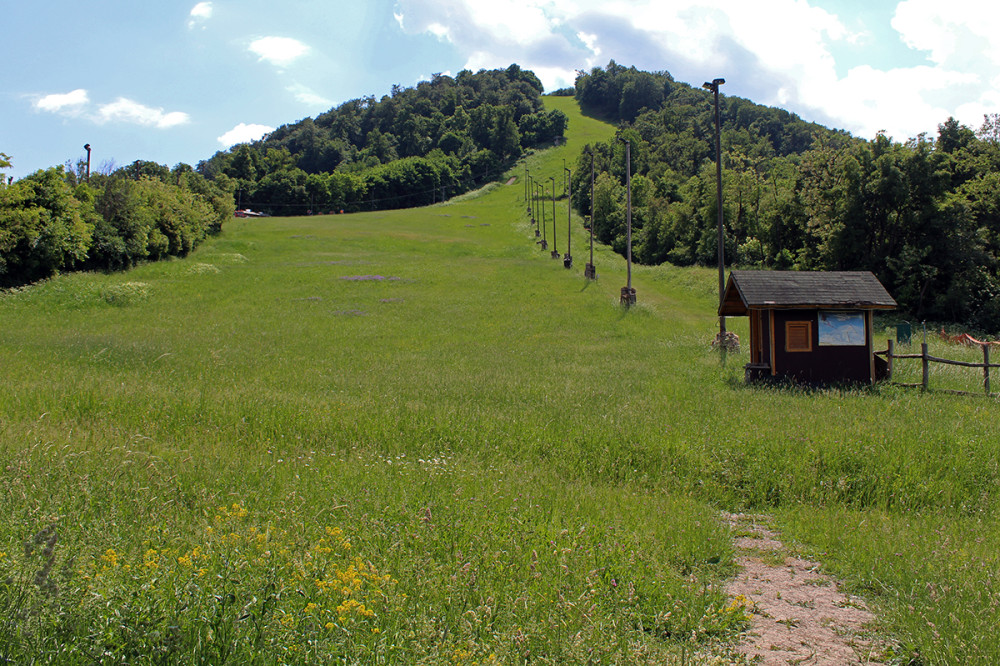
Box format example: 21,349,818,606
723,512,884,665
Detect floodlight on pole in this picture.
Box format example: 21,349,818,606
702,77,727,341
532,176,540,237
538,182,547,250
585,148,596,279
528,174,534,220
617,136,635,306
550,176,559,259
563,166,572,268
525,166,530,211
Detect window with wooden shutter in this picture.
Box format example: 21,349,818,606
785,321,812,352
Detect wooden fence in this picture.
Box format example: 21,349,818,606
876,340,1000,396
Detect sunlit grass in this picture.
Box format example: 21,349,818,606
0,98,998,663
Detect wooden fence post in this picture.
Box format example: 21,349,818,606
887,339,894,381
922,342,929,391
985,344,991,396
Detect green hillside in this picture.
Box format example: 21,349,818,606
1,98,998,664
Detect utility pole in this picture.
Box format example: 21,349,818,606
538,182,547,250
618,137,635,305
531,175,539,237
524,166,529,211
703,77,727,340
550,176,559,259
585,149,596,279
564,166,572,268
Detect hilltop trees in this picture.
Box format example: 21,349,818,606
199,66,566,215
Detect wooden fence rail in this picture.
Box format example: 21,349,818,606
876,339,1000,395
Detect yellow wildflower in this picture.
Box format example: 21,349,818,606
101,549,118,567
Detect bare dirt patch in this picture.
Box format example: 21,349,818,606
723,512,884,665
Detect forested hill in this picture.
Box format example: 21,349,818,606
570,62,1000,333
197,65,567,216
579,62,856,160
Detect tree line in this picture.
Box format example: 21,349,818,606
0,156,233,288
571,62,1000,332
197,65,568,216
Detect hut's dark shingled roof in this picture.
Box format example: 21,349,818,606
720,270,897,315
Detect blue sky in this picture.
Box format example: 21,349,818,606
4,0,999,180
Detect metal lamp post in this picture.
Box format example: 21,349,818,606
585,149,596,279
703,77,727,341
527,174,533,220
538,182,547,250
618,137,635,306
529,175,539,236
563,167,572,268
83,143,91,182
550,176,559,259
524,166,530,213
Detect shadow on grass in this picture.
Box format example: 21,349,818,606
724,373,885,399
576,103,621,126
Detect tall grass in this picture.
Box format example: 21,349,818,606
0,98,998,663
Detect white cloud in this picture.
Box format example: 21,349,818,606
892,0,1000,67
249,36,310,67
217,122,274,147
33,90,188,129
188,2,213,29
394,0,1000,141
34,89,89,114
828,65,978,140
287,83,333,107
96,98,191,128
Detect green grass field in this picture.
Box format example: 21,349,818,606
2,97,999,664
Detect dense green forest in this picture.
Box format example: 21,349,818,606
197,65,567,216
571,62,1000,332
0,158,232,287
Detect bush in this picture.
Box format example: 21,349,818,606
0,161,233,287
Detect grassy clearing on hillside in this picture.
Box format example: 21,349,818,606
1,98,999,664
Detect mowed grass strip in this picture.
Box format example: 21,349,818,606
0,98,998,663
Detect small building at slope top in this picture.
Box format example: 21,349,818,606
719,270,897,385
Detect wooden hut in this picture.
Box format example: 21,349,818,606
720,270,897,384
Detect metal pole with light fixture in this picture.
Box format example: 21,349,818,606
533,176,540,237
550,176,559,259
703,77,726,340
83,144,91,182
528,174,535,226
564,167,572,268
618,137,635,305
585,149,596,279
524,166,529,212
538,182,547,250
